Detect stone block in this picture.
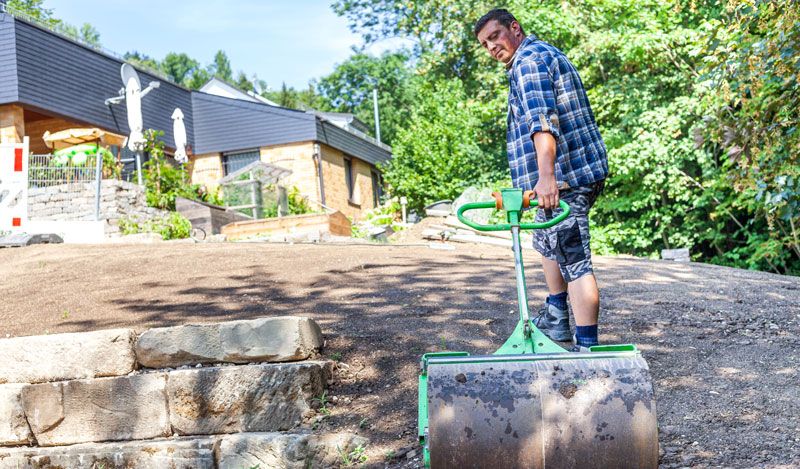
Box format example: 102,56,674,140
0,384,33,446
216,432,368,469
0,329,136,385
167,362,328,435
136,316,323,368
0,437,215,468
21,373,170,446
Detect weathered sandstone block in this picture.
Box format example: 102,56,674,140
0,384,32,446
0,329,136,384
136,316,323,368
167,362,328,435
0,436,215,468
216,432,369,469
21,373,170,446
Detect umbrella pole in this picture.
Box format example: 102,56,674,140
135,150,143,186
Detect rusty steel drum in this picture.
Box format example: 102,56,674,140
426,353,658,469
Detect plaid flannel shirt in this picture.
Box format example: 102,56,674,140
506,36,608,191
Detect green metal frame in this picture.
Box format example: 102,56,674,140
418,189,640,467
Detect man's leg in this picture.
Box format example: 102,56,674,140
541,256,567,294
567,273,599,326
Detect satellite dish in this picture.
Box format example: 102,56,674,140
171,108,188,164
121,64,144,152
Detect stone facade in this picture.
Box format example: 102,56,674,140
27,180,168,235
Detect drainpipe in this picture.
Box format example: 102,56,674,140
313,143,326,206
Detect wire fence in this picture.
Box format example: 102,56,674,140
27,153,105,220
28,154,102,188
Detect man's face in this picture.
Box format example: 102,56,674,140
477,19,524,64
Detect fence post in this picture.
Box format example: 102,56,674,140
94,151,102,221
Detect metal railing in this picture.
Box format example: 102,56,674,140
28,153,105,220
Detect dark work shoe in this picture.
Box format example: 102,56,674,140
532,303,571,342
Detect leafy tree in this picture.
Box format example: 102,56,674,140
316,52,413,144
123,51,163,74
384,79,506,211
162,52,200,86
212,50,233,81
7,0,59,26
699,0,800,273
262,82,320,110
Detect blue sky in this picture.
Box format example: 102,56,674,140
45,0,403,90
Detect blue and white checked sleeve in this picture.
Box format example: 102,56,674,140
512,56,561,140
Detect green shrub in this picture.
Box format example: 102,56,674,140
119,212,191,240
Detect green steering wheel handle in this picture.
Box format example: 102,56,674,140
456,199,571,232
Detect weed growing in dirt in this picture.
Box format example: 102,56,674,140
313,391,331,416
61,310,69,320
439,336,447,350
384,450,396,461
329,352,343,361
338,444,368,467
359,418,368,429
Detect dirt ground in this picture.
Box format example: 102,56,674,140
1,235,799,468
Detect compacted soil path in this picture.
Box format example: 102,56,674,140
1,242,798,468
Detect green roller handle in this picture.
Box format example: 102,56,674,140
457,199,571,231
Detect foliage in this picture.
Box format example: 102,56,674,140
261,186,315,218
384,79,506,212
119,212,192,240
338,444,368,467
262,82,321,110
139,129,217,210
334,0,799,275
316,52,414,144
699,0,800,273
8,0,101,46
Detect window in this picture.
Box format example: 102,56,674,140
222,149,260,176
344,157,356,203
371,170,383,207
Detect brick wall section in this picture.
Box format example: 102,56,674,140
259,142,319,205
0,104,23,144
190,153,223,190
320,143,378,220
24,116,88,154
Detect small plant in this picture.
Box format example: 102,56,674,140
61,310,69,320
439,335,447,351
338,444,368,467
329,351,343,362
384,450,396,461
358,418,368,429
119,212,192,240
312,391,331,416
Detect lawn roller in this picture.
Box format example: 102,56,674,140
417,188,658,468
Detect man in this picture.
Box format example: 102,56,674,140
475,9,608,351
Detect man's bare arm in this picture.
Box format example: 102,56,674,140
533,131,559,209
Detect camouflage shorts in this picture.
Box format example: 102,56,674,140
532,181,605,282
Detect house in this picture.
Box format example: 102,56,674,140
0,9,390,220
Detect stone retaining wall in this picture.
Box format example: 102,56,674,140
28,180,168,235
0,316,366,468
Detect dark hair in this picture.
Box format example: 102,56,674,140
473,8,525,37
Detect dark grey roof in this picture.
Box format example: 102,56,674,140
192,92,315,154
0,14,390,166
316,119,391,166
0,14,18,103
6,15,193,149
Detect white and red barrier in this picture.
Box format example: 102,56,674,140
0,137,29,231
